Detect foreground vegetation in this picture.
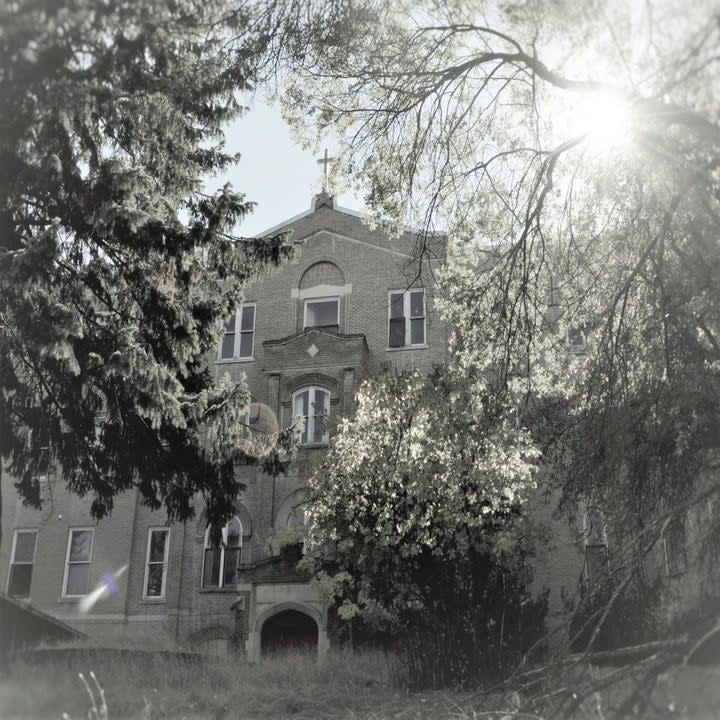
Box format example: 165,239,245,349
1,645,719,720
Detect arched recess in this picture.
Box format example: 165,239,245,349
194,502,253,541
298,261,345,289
283,372,338,397
256,603,321,657
274,488,308,530
255,601,323,631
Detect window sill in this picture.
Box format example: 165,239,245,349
385,344,429,352
215,357,255,364
141,597,167,604
199,587,239,594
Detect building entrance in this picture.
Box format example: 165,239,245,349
260,609,318,656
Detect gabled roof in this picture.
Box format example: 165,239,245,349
256,192,446,260
0,592,85,647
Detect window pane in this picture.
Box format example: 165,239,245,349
390,293,404,319
66,564,89,595
223,548,241,586
203,548,221,588
240,305,255,331
294,390,308,416
8,565,32,597
306,300,338,327
13,532,36,563
313,415,325,443
226,518,242,548
410,318,425,345
239,332,253,357
287,506,306,529
410,291,424,317
389,317,405,347
220,334,235,359
149,530,167,562
146,564,164,597
224,315,236,333
314,390,329,414
69,531,92,562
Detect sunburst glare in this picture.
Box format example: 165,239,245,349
572,91,633,152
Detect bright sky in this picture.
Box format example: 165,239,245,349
213,99,365,237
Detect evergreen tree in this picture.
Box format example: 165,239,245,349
0,0,299,541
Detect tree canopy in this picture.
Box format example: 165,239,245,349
283,0,720,584
0,0,305,533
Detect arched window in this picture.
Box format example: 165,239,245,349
201,517,242,589
293,387,330,445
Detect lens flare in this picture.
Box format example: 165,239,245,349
572,91,633,152
78,564,127,614
237,402,280,457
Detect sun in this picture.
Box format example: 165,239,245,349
572,91,633,151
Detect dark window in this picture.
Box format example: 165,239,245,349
388,290,425,347
664,516,687,576
304,299,339,332
144,528,169,598
202,518,242,589
219,305,255,360
8,530,37,598
64,529,93,596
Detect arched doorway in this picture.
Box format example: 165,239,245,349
260,609,318,656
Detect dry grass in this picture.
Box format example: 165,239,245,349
4,644,716,719
0,646,485,720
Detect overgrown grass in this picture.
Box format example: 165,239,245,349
3,644,716,719
0,646,483,720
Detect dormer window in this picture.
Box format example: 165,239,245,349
304,298,339,333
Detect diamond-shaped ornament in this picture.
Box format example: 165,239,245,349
307,343,319,358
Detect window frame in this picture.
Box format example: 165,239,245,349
582,509,609,583
292,386,330,446
62,528,95,598
303,296,340,332
217,303,256,362
387,289,426,348
662,515,688,576
201,518,243,590
7,528,38,598
143,527,170,600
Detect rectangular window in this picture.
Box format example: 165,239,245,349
144,528,170,598
304,298,339,332
63,529,94,597
663,516,687,576
388,290,426,347
218,304,256,360
7,529,37,598
202,519,242,589
583,510,608,583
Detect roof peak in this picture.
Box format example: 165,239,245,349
312,190,334,210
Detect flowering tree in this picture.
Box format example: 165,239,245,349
305,368,546,686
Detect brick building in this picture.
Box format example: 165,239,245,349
1,192,587,659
